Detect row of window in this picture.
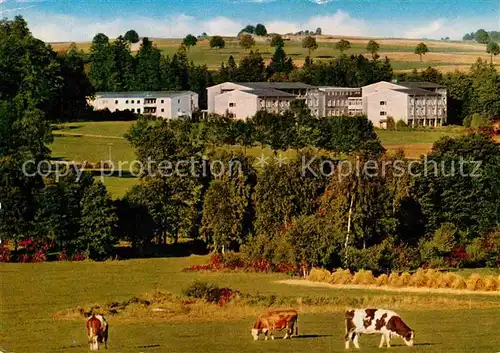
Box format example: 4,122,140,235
326,91,359,97
114,98,182,104
327,99,348,107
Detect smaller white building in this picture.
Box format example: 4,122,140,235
90,91,199,119
362,81,447,128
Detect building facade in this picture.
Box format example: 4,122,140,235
206,80,447,126
314,87,362,117
90,91,199,119
207,82,317,119
362,81,447,128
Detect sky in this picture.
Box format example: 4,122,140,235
0,0,499,42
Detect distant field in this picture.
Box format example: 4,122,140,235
1,256,499,353
50,36,498,72
49,121,466,197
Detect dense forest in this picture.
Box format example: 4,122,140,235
0,16,499,270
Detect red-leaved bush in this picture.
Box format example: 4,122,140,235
0,246,11,262
184,252,297,274
445,246,469,267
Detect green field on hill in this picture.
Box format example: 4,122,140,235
1,256,499,353
49,121,465,198
51,37,498,73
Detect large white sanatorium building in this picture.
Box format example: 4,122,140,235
90,91,199,119
206,81,447,128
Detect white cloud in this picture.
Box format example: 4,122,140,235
25,12,243,42
403,17,499,39
268,10,369,36
15,0,46,3
404,19,446,39
310,0,336,4
20,9,500,42
0,4,35,14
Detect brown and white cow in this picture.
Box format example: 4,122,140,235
251,309,298,340
85,314,109,350
345,309,414,349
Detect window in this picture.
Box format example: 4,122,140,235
229,103,235,107
161,108,165,112
137,100,141,104
125,100,129,104
137,109,141,114
131,100,135,104
115,109,119,112
161,100,164,104
115,100,118,104
131,108,135,113
380,101,386,105
178,99,181,104
380,111,387,116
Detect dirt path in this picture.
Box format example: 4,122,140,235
277,279,500,296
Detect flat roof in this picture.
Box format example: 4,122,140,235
317,86,361,91
95,91,196,99
234,82,316,90
397,81,445,89
392,88,441,96
241,89,296,97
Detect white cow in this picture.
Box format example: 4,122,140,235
345,309,414,349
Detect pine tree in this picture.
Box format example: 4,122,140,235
267,44,294,79
134,37,162,91
89,33,114,91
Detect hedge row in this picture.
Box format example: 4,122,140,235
307,268,500,292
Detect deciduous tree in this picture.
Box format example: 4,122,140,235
366,40,380,60
210,36,226,49
414,42,429,62
302,35,318,55
486,41,500,63
124,29,140,43
239,33,255,50
335,39,351,54
183,34,198,50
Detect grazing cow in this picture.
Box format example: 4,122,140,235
345,309,414,349
251,309,298,341
85,314,109,350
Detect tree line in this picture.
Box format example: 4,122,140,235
120,114,500,271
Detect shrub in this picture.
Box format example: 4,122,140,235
386,117,396,131
182,281,238,306
341,246,384,272
466,230,500,267
396,120,409,130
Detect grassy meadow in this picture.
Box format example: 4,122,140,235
1,256,499,353
49,121,465,198
50,36,499,72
